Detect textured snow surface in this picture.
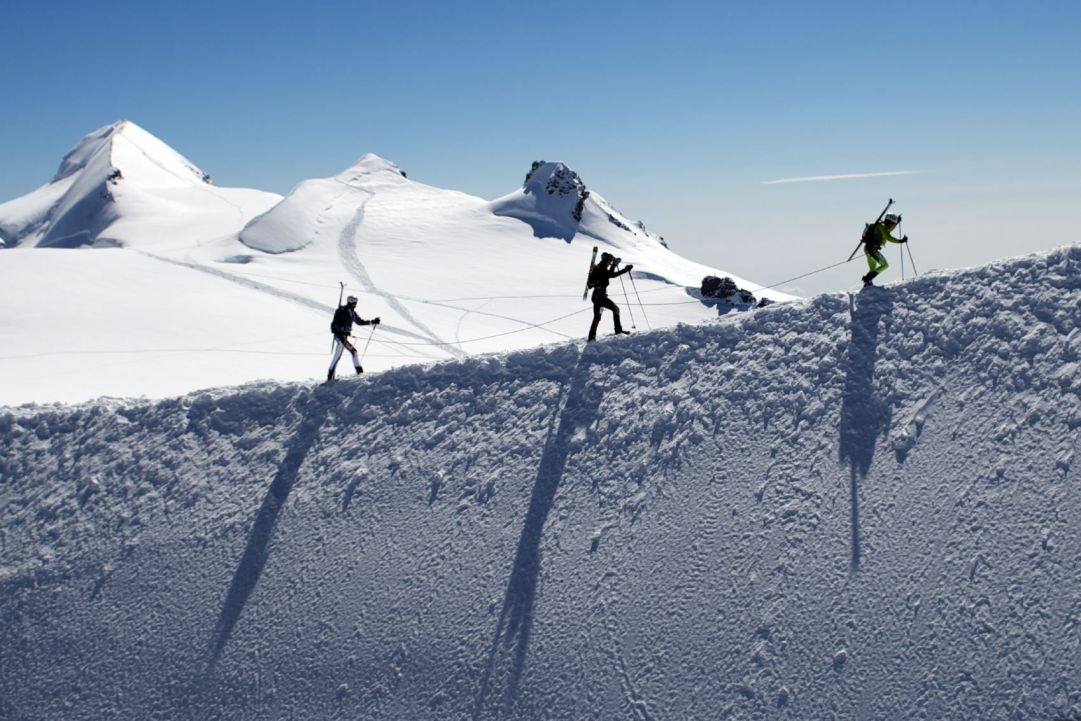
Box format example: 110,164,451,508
1,247,1080,720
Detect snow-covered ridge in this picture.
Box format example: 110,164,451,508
3,246,1079,719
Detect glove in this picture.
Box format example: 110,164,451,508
901,236,908,243
625,264,634,271
373,317,381,325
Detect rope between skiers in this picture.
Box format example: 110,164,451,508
0,255,881,363
219,260,860,310
6,200,918,380
373,307,592,347
756,257,857,291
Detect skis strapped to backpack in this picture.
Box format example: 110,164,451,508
847,198,894,261
582,246,599,300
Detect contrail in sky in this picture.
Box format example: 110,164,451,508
762,170,922,185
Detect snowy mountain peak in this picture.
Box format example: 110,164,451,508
239,152,411,254
487,160,591,241
523,161,587,200
350,152,401,173
54,119,210,186
53,120,123,182
336,153,408,185
523,160,589,221
0,121,277,248
492,159,665,248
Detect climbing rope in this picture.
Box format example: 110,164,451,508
370,308,592,347
1,253,884,373
755,258,856,291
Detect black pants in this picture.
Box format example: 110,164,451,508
588,295,622,340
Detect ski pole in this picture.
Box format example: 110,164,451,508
905,240,919,276
359,324,376,365
618,271,637,329
628,271,650,330
900,221,905,280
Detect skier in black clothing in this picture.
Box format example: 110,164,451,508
587,252,633,341
327,295,379,380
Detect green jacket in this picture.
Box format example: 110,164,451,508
866,222,905,251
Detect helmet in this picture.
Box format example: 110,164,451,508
600,252,613,261
346,295,358,305
883,213,902,225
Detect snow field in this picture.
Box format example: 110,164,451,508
0,123,790,406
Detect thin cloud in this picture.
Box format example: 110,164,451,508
762,170,922,185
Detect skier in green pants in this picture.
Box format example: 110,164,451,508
861,213,908,286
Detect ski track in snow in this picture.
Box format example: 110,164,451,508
135,248,331,315
451,298,488,353
2,247,1080,720
144,241,443,358
332,180,466,359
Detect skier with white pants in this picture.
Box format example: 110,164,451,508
328,295,379,381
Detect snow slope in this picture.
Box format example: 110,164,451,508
2,246,1079,720
0,124,788,406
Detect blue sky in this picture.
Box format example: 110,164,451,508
3,0,1078,294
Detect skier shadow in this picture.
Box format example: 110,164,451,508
205,389,332,671
838,289,894,572
472,346,605,718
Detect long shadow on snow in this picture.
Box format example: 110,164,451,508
472,346,604,719
206,388,332,670
838,288,894,572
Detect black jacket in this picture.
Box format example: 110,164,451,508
588,264,631,298
331,305,373,337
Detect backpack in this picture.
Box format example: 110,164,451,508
861,223,881,250
586,266,601,289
